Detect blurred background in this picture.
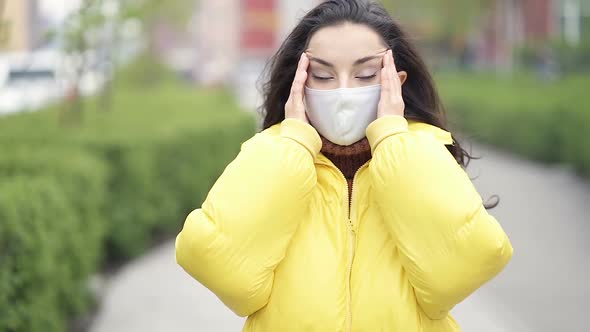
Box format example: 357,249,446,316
0,0,588,331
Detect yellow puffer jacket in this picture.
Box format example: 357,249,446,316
175,115,514,332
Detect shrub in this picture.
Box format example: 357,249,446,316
0,80,257,331
436,71,590,177
0,162,106,331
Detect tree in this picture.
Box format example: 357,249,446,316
54,0,196,120
58,0,107,120
118,0,194,83
381,0,491,60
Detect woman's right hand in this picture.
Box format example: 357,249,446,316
284,52,311,124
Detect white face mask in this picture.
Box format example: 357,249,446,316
303,84,381,146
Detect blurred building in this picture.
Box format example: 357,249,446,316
189,0,321,110
473,0,588,70
0,0,42,51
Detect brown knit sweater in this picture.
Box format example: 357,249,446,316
319,134,372,200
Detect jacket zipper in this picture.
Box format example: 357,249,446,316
317,157,370,332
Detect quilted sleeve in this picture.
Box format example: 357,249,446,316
366,115,514,320
175,118,321,317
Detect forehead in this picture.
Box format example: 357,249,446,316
306,23,386,63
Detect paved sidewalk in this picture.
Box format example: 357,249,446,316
90,141,590,332
89,240,245,332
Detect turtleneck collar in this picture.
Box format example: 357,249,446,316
319,134,372,181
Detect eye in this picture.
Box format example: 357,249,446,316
312,74,333,81
357,74,377,80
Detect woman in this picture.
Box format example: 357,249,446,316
175,0,514,331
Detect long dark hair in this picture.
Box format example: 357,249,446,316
255,0,499,209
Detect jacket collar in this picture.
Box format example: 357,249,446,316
267,119,453,166
315,119,453,166
407,119,454,145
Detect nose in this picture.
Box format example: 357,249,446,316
337,76,352,89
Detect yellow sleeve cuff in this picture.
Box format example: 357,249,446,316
280,118,322,159
366,115,409,154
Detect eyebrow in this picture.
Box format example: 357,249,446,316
306,50,387,68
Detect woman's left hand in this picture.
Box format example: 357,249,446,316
377,49,405,118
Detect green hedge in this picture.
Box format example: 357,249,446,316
0,159,107,331
436,72,590,177
0,81,256,331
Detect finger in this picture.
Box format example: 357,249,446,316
290,53,309,101
381,49,388,69
388,50,400,92
384,50,395,93
387,50,396,83
382,52,392,91
290,55,306,98
389,49,398,72
380,61,391,100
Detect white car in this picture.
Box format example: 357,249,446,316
0,49,106,116
0,50,65,115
